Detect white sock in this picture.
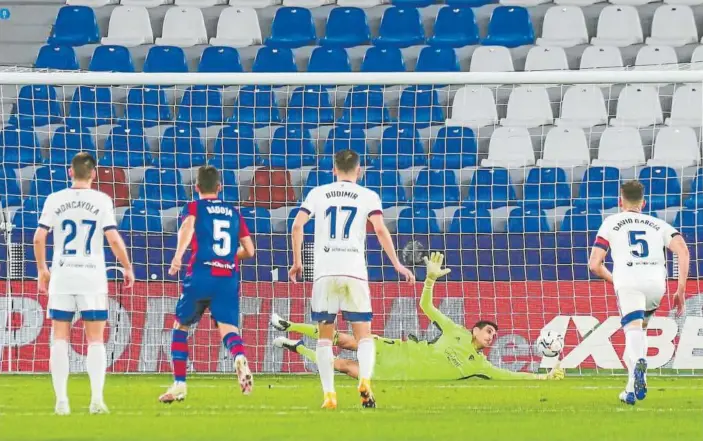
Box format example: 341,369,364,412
50,340,70,403
316,339,335,394
86,343,107,404
357,338,375,381
624,327,646,392
624,356,635,393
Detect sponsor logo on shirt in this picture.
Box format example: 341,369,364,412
323,245,360,253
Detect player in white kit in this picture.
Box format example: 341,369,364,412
589,180,688,405
33,153,135,415
288,149,415,410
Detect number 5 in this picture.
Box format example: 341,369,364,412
628,230,649,258
213,219,231,256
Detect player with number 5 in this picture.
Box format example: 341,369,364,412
159,166,256,403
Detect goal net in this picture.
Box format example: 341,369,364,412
1,70,702,376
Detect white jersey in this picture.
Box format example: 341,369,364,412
300,180,383,281
595,211,679,293
38,188,117,297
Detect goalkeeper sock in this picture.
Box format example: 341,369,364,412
223,332,245,359
357,338,375,381
50,339,70,403
171,329,189,383
316,339,335,394
295,344,317,363
86,343,106,404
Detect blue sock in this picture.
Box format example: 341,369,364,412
223,332,245,359
171,329,188,382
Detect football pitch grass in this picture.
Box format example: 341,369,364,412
1,375,702,441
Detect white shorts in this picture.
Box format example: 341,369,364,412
47,294,109,322
311,276,372,323
616,286,664,324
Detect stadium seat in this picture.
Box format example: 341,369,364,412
231,86,282,126
210,7,263,47
398,86,444,128
119,208,163,233
156,7,208,47
413,169,461,208
239,206,272,234
446,0,495,5
308,47,352,72
287,207,315,234
93,167,130,208
35,45,79,70
536,6,588,47
448,207,492,233
638,166,681,210
469,46,514,72
482,127,535,168
646,5,697,46
674,208,703,240
266,7,317,48
445,86,498,127
667,85,703,127
429,126,477,169
482,6,534,48
415,47,460,72
67,86,116,127
143,46,188,73
521,167,571,209
574,166,620,210
268,126,317,169
591,6,643,47
89,45,135,72
217,169,239,203
685,169,703,209
465,167,517,208
0,127,40,166
319,126,368,169
648,126,700,167
537,127,589,167
373,7,425,48
523,47,568,71
198,46,244,73
212,124,261,169
253,47,297,73
579,46,624,70
286,86,335,127
67,0,119,5
101,6,154,47
303,169,334,199
397,207,441,234
11,209,41,231
427,6,480,48
360,170,407,208
560,208,602,232
320,7,370,48
0,167,22,207
245,168,296,209
610,85,663,127
48,126,96,166
692,46,703,69
137,168,188,210
176,86,225,126
501,86,553,127
48,6,100,46
29,166,70,206
158,125,208,169
123,86,172,128
592,127,645,168
11,85,63,127
361,47,406,72
121,0,172,6
338,86,392,127
555,85,608,128
283,0,333,7
507,208,550,233
634,46,678,72
102,125,153,168
374,124,426,169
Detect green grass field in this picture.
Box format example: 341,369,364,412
1,375,702,441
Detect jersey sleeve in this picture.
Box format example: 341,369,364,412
181,201,197,221
593,218,611,251
419,280,457,333
238,212,250,239
101,196,118,232
299,187,317,218
661,222,680,247
367,191,383,218
37,195,55,231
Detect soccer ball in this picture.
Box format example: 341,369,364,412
537,330,564,358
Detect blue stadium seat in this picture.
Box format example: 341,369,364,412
240,206,272,234
308,47,352,73
560,208,603,233
465,168,517,208
11,85,63,127
482,6,534,48
198,46,243,73
361,47,406,72
319,126,368,169
89,45,135,73
446,0,495,5
397,207,440,234
360,169,407,208
11,210,41,231
212,124,261,170
685,168,703,209
47,6,99,46
0,167,22,207
373,7,425,48
0,127,40,166
158,125,207,169
373,124,426,169
430,126,477,169
448,207,492,233
574,167,620,210
639,166,681,210
427,7,480,48
35,45,79,70
266,7,317,48
253,47,297,73
230,86,282,127
415,47,460,72
176,86,224,126
320,7,370,48
413,169,460,208
123,87,172,128
287,207,315,234
47,126,96,165
67,86,116,127
29,166,70,209
137,169,188,210
522,167,571,209
102,125,153,168
143,46,188,73
219,169,239,203
268,126,316,169
507,208,550,233
673,208,703,241
303,169,335,199
286,86,335,127
119,208,163,233
398,86,444,128
338,86,392,127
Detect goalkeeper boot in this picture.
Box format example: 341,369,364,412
358,378,376,409
55,400,70,416
89,401,109,415
270,313,291,332
159,381,187,404
273,336,303,353
619,391,636,406
633,358,648,401
235,355,253,395
321,392,337,410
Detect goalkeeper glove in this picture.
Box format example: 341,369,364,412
423,252,451,282
543,362,565,381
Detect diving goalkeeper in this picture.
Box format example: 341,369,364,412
272,252,565,381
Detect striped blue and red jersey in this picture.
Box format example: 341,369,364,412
181,198,250,277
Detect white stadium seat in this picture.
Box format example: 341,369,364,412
481,127,535,168
210,7,263,47
499,0,549,6
634,46,679,71
554,0,598,6
646,5,697,47
664,0,703,6
500,86,554,128
609,0,655,6
121,0,173,6
536,6,588,48
524,47,569,71
156,7,208,47
666,85,703,127
592,127,645,168
176,0,228,5
445,86,498,128
579,46,623,70
691,45,703,70
229,0,281,6
469,46,514,73
101,6,154,47
67,0,119,5
610,85,663,127
538,127,590,167
556,85,608,128
284,0,334,6
648,127,700,167
591,6,643,47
